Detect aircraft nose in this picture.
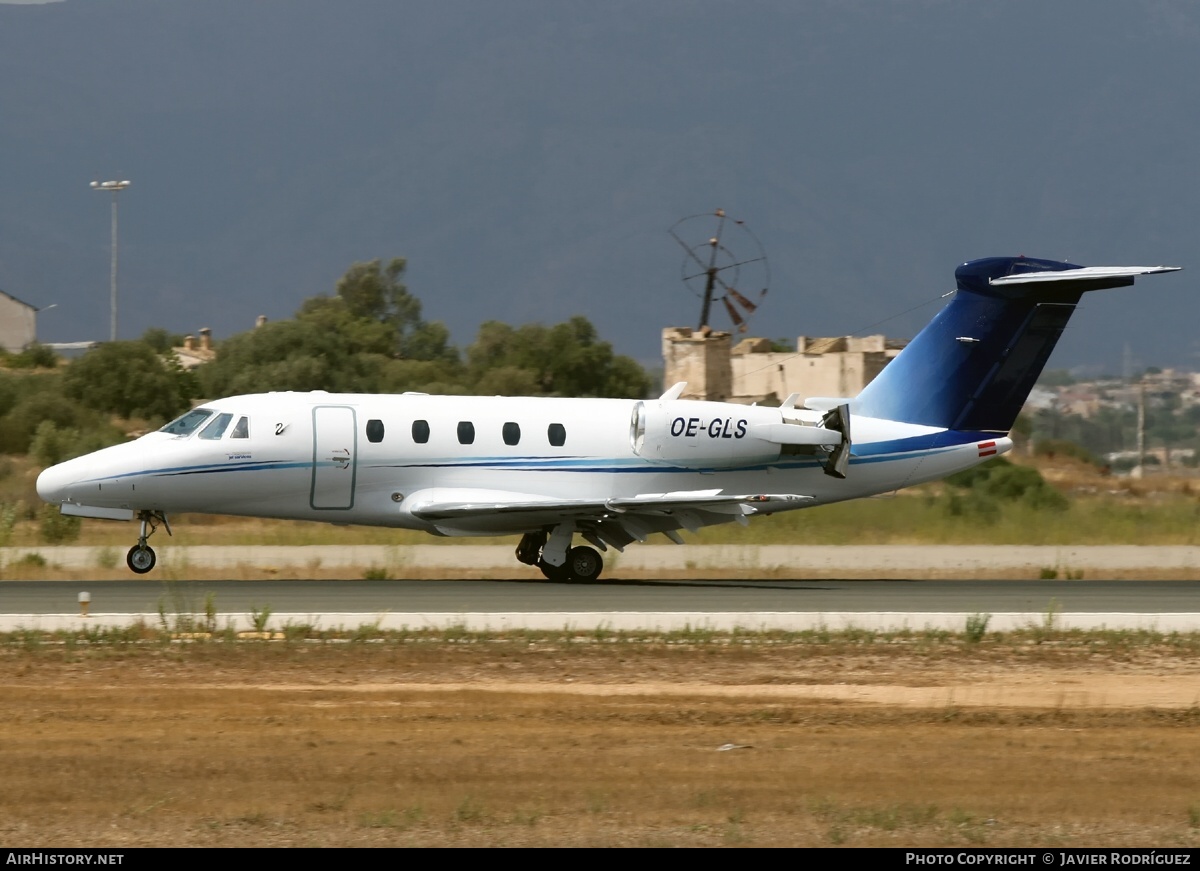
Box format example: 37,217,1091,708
36,461,77,504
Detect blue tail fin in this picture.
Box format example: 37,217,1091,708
855,256,1179,432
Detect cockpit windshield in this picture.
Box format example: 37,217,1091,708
198,412,234,440
159,408,215,437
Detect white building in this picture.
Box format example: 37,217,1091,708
0,289,37,353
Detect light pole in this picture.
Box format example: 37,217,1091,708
89,179,131,341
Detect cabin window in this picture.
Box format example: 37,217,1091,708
366,419,385,443
502,422,520,446
229,417,250,439
198,412,234,440
548,423,566,447
457,421,475,445
159,408,213,437
412,420,430,444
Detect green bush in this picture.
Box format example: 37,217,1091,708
30,420,125,467
0,392,94,455
944,458,1068,513
4,343,58,370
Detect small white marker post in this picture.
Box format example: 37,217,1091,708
78,591,90,618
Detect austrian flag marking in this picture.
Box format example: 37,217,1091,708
977,440,997,458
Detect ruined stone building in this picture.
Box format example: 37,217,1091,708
662,326,906,404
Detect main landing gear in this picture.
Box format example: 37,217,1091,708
126,510,171,575
515,529,605,583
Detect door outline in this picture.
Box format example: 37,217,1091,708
310,406,358,510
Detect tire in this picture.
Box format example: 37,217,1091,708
566,546,603,582
126,545,156,574
538,560,569,582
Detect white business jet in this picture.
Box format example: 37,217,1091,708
37,257,1180,580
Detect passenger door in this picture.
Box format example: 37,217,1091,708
310,406,357,510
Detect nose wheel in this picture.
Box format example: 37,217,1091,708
126,544,156,574
126,510,170,575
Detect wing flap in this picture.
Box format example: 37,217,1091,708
406,488,812,521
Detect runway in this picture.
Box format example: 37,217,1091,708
3,577,1199,632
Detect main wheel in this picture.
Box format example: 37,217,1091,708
126,544,156,574
566,546,604,582
538,560,570,582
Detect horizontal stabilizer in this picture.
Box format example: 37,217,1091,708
990,265,1181,287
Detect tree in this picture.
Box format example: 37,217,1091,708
192,259,649,400
198,319,387,396
140,327,186,354
323,258,456,362
465,316,651,398
62,341,197,421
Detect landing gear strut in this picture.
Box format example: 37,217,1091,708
126,510,171,575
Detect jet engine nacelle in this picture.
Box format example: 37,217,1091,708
630,399,846,470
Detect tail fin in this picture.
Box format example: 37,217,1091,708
854,257,1180,432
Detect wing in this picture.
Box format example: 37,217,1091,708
404,487,813,549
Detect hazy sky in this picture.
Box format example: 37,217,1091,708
1,0,1197,375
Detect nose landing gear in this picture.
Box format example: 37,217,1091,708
126,510,171,575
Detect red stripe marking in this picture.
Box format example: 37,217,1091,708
979,449,997,457
978,441,996,449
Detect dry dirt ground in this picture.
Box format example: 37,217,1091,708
2,634,1200,848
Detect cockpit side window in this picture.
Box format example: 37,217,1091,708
198,412,234,440
229,416,250,439
159,408,214,437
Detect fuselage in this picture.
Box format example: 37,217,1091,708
36,389,1011,537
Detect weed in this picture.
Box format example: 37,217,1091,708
511,807,543,826
281,620,319,642
965,613,991,644
454,795,485,823
13,552,46,568
724,809,748,844
203,592,218,634
359,810,400,829
1043,598,1061,631
1039,566,1058,580
350,617,385,642
248,604,272,633
0,502,18,547
362,566,390,581
1189,805,1200,829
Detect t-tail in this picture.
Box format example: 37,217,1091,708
854,256,1181,432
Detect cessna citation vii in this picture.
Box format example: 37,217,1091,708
37,256,1180,580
